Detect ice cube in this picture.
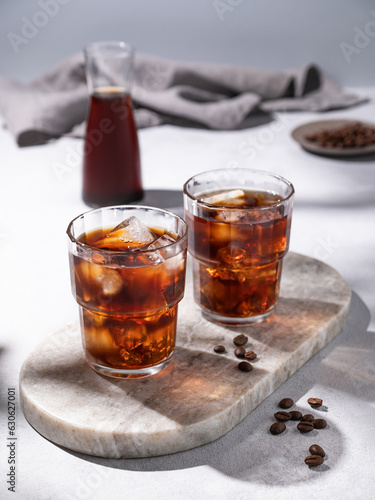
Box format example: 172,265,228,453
146,233,176,264
88,327,115,354
99,268,123,296
146,233,175,250
76,261,103,281
201,189,245,205
76,261,123,296
107,216,156,245
217,246,246,267
216,210,243,223
113,321,147,350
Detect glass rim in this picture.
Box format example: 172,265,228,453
66,205,188,256
183,167,295,210
83,41,134,58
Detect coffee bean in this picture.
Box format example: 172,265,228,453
305,122,375,149
297,421,314,433
244,351,257,361
309,444,325,457
312,418,327,429
289,411,302,421
214,345,225,353
274,411,291,422
279,398,294,409
301,414,314,422
309,444,325,458
234,346,246,358
238,361,253,372
270,422,286,435
308,397,323,408
304,455,324,467
233,334,248,346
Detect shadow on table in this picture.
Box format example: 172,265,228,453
136,189,183,211
129,189,184,218
147,108,273,131
65,291,373,486
301,150,375,162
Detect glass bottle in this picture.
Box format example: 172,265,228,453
82,41,143,207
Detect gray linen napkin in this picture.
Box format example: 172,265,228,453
0,52,366,146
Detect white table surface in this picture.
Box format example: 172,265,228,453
1,88,375,500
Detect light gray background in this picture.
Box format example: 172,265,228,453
0,0,374,85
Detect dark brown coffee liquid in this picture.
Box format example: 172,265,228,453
186,188,292,319
72,225,185,371
83,87,143,207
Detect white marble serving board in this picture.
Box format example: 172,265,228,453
20,252,350,459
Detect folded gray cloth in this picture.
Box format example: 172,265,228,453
0,52,366,146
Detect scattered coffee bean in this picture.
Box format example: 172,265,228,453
301,414,315,422
233,334,248,346
309,444,325,458
304,454,324,467
274,411,291,422
234,346,246,358
270,422,286,435
312,418,327,429
244,350,257,361
279,398,294,409
238,361,253,372
308,397,323,408
289,411,302,421
297,421,314,433
213,345,226,353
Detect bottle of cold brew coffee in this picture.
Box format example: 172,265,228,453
82,41,143,207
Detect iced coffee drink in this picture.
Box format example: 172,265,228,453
184,169,294,325
67,206,187,378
